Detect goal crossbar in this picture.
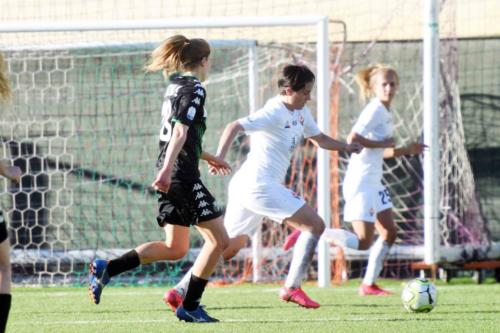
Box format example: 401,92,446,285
0,16,327,33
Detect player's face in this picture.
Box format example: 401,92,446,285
289,81,314,110
372,71,398,107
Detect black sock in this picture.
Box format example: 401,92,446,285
182,274,208,311
106,249,140,278
0,294,12,333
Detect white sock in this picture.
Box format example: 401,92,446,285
322,228,359,249
284,231,319,289
362,237,390,285
174,267,192,298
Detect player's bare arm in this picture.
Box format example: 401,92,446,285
307,133,363,154
383,142,428,159
349,131,395,149
152,123,189,193
215,120,245,159
201,151,232,175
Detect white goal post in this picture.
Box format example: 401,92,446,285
423,0,440,266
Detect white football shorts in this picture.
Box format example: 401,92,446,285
224,173,306,238
342,183,393,223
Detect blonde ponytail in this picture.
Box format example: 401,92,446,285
145,35,210,77
355,63,399,103
0,53,12,103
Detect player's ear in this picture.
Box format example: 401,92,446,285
285,87,294,96
199,57,208,67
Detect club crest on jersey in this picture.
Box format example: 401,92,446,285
187,106,196,120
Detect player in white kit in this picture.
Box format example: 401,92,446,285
0,52,22,333
164,64,362,310
284,64,426,295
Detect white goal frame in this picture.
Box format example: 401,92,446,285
1,15,334,287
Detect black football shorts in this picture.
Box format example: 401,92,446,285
156,179,223,227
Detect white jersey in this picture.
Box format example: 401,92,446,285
344,98,393,186
237,95,321,184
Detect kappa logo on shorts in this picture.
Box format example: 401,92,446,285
198,200,208,208
194,191,206,200
200,209,212,217
164,204,175,214
193,183,203,191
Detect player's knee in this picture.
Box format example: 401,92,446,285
385,229,397,245
314,222,326,237
219,234,230,252
209,235,229,255
379,227,397,245
358,238,372,250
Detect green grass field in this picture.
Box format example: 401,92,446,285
8,279,500,333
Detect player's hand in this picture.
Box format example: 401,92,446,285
5,166,21,183
407,142,428,155
345,142,363,154
152,168,172,193
207,156,232,176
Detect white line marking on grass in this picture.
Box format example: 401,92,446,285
12,319,169,326
12,316,442,326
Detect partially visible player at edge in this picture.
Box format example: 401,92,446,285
164,64,362,310
0,52,22,333
88,35,231,323
284,64,427,296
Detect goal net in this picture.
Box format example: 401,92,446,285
0,0,496,285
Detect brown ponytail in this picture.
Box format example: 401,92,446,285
145,35,210,76
0,53,12,103
355,64,399,103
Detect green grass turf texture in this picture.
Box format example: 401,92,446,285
8,279,500,333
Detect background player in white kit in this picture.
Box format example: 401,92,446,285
286,64,427,295
164,64,362,310
0,51,22,333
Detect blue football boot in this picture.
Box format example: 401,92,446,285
88,259,110,304
175,305,219,323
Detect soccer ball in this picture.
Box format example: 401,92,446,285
401,278,437,313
